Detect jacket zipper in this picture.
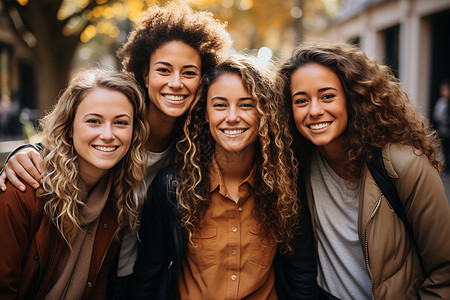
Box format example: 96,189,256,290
364,193,382,300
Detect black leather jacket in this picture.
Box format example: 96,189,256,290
133,166,319,299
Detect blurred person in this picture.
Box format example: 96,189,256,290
134,55,318,299
0,68,149,299
433,78,450,173
279,42,450,299
0,2,232,298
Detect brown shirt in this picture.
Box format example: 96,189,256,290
178,158,277,300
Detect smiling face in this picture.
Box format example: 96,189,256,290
144,40,202,120
206,72,259,157
290,63,348,155
71,88,133,185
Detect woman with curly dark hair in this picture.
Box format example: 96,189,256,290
0,2,231,297
134,55,318,299
279,42,450,299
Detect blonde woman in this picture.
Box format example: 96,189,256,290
0,68,148,299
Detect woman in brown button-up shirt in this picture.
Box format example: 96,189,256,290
134,55,319,299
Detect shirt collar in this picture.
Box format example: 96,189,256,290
209,155,256,195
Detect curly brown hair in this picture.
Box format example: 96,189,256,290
37,68,149,247
117,1,232,94
176,55,300,253
279,42,443,181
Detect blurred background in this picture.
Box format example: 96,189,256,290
0,0,449,167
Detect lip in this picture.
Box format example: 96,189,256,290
306,121,332,132
162,93,188,104
92,145,118,153
220,128,248,137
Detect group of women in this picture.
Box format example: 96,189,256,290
0,1,449,299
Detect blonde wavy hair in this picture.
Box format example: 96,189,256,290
176,55,300,253
279,42,443,182
36,68,149,247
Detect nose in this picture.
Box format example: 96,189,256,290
100,123,114,141
168,73,183,89
226,106,241,123
309,98,324,117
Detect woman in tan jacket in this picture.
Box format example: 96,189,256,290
279,42,450,299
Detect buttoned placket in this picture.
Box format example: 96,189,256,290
225,183,250,300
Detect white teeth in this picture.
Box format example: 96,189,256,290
94,146,116,152
309,123,330,130
165,95,185,101
223,129,245,135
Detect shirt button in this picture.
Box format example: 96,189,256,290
103,223,108,229
238,207,242,212
87,281,92,288
231,275,237,281
232,249,237,255
232,226,237,232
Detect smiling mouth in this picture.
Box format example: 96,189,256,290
93,145,118,152
164,94,187,102
221,129,247,136
308,122,331,130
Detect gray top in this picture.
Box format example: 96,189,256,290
117,146,173,277
310,150,371,299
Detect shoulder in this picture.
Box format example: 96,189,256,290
0,181,41,210
0,182,44,230
381,144,431,179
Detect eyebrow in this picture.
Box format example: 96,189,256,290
154,61,200,70
83,113,131,119
210,97,255,101
292,87,337,97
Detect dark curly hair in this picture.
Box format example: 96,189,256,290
279,42,443,182
176,55,300,253
117,1,232,93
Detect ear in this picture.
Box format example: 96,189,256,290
143,70,149,88
205,111,209,123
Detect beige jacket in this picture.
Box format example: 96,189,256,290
305,144,450,299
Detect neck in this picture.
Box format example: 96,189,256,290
146,103,179,153
80,171,107,194
215,145,255,183
318,143,347,179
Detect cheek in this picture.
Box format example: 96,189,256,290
292,109,305,127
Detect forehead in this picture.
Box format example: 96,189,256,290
76,88,133,115
291,63,341,89
207,73,251,97
150,40,201,66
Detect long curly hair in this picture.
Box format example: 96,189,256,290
117,1,232,93
279,42,443,182
176,55,300,253
36,68,149,247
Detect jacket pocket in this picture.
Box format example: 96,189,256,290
248,224,276,268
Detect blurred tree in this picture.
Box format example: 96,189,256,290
1,0,158,111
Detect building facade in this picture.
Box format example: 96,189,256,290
314,0,450,119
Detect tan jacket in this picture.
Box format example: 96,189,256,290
305,144,450,299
